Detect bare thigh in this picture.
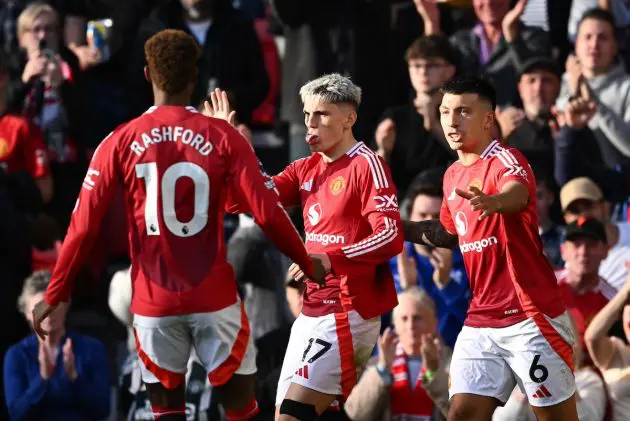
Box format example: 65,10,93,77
530,393,578,421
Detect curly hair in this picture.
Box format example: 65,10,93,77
144,29,201,95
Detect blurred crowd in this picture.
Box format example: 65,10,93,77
1,0,630,420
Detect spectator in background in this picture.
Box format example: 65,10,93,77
415,0,550,106
556,217,616,357
518,0,572,62
553,78,630,207
271,0,392,160
492,312,608,421
497,57,561,174
344,287,450,421
0,49,52,203
584,276,630,421
131,0,269,125
108,268,221,421
560,177,630,291
390,181,470,348
374,35,457,197
536,174,564,269
556,8,630,172
9,2,86,229
3,271,111,421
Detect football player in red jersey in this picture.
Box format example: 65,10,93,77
206,74,404,421
403,76,578,421
30,29,324,421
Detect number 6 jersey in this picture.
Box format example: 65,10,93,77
45,106,312,316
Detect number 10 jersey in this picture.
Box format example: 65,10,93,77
45,105,311,316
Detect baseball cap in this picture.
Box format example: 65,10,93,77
564,217,607,243
519,57,562,79
559,177,603,212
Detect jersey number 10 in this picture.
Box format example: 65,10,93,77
136,162,209,238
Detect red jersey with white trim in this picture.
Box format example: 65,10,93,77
44,105,312,316
556,270,614,346
273,142,403,319
0,114,49,178
440,140,566,328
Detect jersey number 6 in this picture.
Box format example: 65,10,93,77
529,354,549,383
136,162,209,237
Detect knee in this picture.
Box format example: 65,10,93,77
145,382,186,408
216,374,256,410
448,401,480,421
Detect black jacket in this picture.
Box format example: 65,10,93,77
129,0,269,124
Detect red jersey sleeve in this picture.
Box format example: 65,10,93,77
45,131,121,306
329,154,404,265
490,147,533,192
20,121,49,179
223,122,313,276
440,171,456,234
272,160,301,208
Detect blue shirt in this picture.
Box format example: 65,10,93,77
3,331,111,421
387,242,471,348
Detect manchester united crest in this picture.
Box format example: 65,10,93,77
329,176,346,196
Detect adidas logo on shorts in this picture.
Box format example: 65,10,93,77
295,365,309,379
531,385,553,399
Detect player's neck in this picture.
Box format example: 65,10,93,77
153,90,190,107
457,138,493,166
320,135,357,163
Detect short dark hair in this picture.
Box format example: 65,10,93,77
405,35,457,66
404,182,443,217
577,8,616,35
441,75,497,110
144,29,201,95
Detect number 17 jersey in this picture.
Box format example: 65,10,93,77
45,106,311,316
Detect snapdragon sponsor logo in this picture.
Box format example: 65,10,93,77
305,232,345,246
460,236,498,253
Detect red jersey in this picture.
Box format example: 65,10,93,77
273,142,403,319
556,270,615,346
44,105,312,316
440,140,565,328
0,114,49,178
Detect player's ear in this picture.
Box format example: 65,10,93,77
143,66,151,83
345,109,357,129
484,111,495,132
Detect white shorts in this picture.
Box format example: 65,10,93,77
132,300,256,390
449,311,576,407
275,310,380,405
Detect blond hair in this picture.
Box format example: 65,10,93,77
17,271,51,315
17,2,58,37
299,73,362,108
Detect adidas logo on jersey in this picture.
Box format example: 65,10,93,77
459,236,498,253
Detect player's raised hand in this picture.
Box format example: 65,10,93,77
32,300,57,340
203,88,236,126
456,186,501,221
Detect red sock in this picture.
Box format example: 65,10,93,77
225,399,260,421
151,403,186,420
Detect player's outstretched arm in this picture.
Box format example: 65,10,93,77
33,133,121,339
456,180,529,220
402,220,459,249
223,122,324,285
